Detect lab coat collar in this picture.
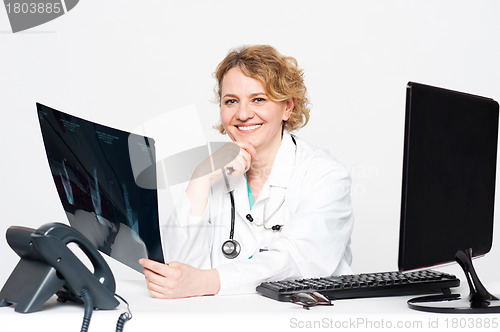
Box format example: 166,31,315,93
265,131,296,190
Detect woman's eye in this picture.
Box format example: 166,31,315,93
224,99,237,105
253,97,266,103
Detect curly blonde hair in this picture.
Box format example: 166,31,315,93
214,45,310,134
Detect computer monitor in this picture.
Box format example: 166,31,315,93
398,82,500,313
36,103,164,273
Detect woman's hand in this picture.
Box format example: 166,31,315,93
224,141,258,177
139,259,220,299
186,141,257,216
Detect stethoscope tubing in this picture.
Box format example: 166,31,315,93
228,190,235,240
221,168,284,259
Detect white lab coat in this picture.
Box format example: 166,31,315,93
162,132,353,294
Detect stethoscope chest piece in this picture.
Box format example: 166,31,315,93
222,239,240,259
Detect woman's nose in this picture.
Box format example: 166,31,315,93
235,102,255,121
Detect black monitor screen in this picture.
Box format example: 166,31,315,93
37,103,164,272
398,82,499,271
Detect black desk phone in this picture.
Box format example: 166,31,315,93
0,222,130,331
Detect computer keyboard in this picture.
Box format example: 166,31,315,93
256,270,460,302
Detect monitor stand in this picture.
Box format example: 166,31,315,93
407,248,500,313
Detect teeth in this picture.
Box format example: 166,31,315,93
238,124,262,131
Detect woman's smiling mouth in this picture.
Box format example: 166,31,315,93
236,124,262,131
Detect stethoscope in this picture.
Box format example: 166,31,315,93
221,168,285,259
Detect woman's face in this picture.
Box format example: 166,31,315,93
220,67,293,152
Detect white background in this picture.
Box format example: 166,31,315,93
1,0,500,292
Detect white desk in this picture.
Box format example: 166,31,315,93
2,264,500,332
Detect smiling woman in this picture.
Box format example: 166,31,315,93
139,45,354,299
214,45,310,135
219,66,294,198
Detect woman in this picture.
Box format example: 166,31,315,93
139,45,353,298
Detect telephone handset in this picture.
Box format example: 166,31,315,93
0,222,119,313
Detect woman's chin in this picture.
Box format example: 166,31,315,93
230,134,257,146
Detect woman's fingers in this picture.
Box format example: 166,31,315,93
139,258,168,275
139,259,178,298
225,149,250,176
233,141,258,161
139,260,220,299
224,141,256,176
190,140,257,182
